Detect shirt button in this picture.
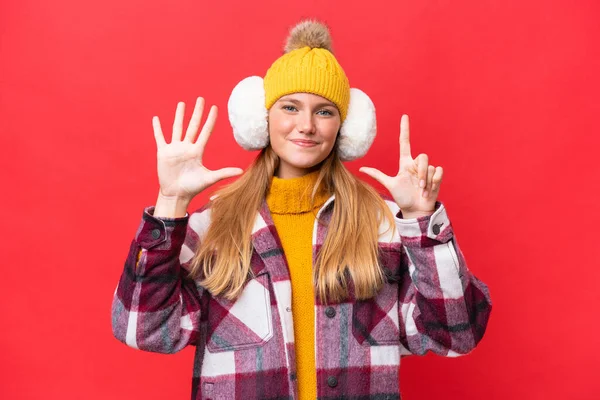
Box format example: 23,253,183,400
327,376,338,388
151,228,161,239
325,307,336,318
432,223,443,235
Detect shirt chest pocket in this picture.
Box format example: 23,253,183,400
206,273,274,352
351,280,401,346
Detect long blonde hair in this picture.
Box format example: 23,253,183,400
187,145,396,303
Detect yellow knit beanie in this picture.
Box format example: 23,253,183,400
263,21,351,122
228,20,378,161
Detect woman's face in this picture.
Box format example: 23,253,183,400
268,92,341,179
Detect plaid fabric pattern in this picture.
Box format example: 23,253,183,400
112,196,492,399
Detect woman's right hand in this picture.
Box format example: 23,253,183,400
153,97,243,202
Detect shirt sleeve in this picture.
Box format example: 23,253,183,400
395,201,492,357
111,206,206,354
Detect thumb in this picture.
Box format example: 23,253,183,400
207,167,244,185
359,167,391,188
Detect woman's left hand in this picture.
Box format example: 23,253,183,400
360,114,443,218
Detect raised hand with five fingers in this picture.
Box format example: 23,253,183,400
152,97,243,217
360,114,443,219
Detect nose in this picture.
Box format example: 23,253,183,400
297,111,316,135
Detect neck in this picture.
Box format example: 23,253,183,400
276,162,321,179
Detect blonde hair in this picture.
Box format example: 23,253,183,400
187,146,396,303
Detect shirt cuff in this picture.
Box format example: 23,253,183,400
394,201,453,246
134,206,189,250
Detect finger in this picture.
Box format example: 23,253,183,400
399,114,412,161
152,116,166,148
206,167,244,186
172,101,185,142
431,166,444,192
184,97,205,142
194,105,218,153
423,165,435,198
415,153,429,189
359,167,392,188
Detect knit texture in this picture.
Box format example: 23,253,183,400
266,170,330,400
264,46,350,122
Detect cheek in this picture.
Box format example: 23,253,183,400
268,113,294,139
319,120,341,144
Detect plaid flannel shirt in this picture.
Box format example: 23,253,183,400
111,196,492,399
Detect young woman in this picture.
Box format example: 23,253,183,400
111,20,492,400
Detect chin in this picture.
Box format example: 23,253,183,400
284,155,324,170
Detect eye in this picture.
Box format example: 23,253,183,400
317,109,333,116
282,105,297,112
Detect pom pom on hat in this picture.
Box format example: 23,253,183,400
284,19,333,53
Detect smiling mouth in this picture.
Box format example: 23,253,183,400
290,140,318,147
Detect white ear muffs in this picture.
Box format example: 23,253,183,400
337,88,377,161
227,77,377,161
227,76,269,150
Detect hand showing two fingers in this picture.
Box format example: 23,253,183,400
360,114,443,216
153,97,243,201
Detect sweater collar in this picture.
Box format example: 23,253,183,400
266,170,330,214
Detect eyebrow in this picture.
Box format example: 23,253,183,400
280,97,336,109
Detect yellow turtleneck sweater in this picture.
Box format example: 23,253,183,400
266,170,330,400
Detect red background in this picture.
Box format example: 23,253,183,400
1,0,599,399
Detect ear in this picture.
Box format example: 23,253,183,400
227,76,270,150
337,88,377,161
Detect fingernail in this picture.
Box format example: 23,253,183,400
420,180,425,188
423,190,429,198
